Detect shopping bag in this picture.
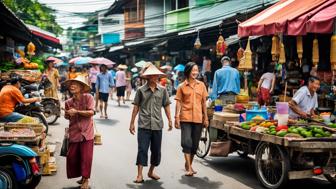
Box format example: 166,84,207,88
94,122,102,145
60,128,69,157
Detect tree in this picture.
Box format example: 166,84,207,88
3,0,63,36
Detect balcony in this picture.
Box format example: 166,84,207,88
165,7,190,32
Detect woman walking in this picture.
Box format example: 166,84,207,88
63,75,95,189
115,65,127,106
44,59,60,99
174,62,209,176
89,64,100,111
67,66,78,80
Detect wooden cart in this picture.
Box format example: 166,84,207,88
202,119,336,189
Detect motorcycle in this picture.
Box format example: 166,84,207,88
20,76,61,126
0,143,41,189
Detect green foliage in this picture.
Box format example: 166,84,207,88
0,61,16,72
3,0,63,36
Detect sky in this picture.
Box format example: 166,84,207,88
38,0,115,29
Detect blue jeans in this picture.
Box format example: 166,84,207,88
0,112,25,122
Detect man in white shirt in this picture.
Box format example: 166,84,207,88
289,76,320,119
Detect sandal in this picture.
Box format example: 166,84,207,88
185,171,194,177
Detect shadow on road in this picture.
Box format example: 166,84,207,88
94,118,119,126
199,155,261,188
126,180,164,189
200,155,334,188
178,175,223,189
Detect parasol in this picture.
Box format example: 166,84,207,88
135,60,147,68
173,64,185,72
46,57,63,64
89,57,116,66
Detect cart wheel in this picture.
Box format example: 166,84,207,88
237,150,248,158
324,173,336,184
255,142,290,189
196,127,211,159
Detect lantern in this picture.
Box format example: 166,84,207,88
312,38,319,66
278,42,286,64
194,30,201,49
27,42,36,56
238,37,252,71
271,35,280,61
330,35,336,70
216,35,226,56
297,36,303,66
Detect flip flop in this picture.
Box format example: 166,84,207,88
133,179,144,184
77,179,83,184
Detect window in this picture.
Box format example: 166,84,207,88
170,0,188,11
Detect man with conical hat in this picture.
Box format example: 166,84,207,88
63,75,95,189
129,64,173,183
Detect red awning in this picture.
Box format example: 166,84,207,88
238,0,330,37
306,1,336,33
31,30,60,44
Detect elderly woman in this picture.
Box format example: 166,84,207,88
63,75,95,189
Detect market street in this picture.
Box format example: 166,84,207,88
38,97,333,189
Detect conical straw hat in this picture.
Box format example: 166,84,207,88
117,64,128,69
62,75,91,93
142,64,166,78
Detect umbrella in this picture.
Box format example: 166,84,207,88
55,62,68,67
69,57,92,65
46,57,63,64
131,67,138,73
89,57,115,66
135,60,147,68
174,64,185,71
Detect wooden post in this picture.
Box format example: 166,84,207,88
284,81,288,102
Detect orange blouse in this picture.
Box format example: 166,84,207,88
175,80,208,123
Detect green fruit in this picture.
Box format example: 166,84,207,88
270,130,277,135
276,130,288,137
324,131,332,137
269,125,276,129
291,129,299,134
242,124,251,130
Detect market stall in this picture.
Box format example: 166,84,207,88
200,0,336,188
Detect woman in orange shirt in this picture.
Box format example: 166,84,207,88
67,66,78,80
174,62,208,177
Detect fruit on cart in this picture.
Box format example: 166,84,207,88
327,123,336,128
256,127,268,134
250,126,258,132
17,116,39,124
252,115,265,121
276,125,288,132
241,123,251,130
276,129,288,137
266,126,277,135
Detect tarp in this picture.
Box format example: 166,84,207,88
238,0,331,37
306,1,336,33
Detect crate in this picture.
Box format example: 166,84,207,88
3,123,45,136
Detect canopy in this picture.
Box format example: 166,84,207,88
238,0,336,37
69,57,92,65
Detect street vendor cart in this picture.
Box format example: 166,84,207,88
199,113,336,189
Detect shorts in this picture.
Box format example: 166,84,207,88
99,92,109,102
116,86,126,97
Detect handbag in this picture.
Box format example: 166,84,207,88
209,140,231,157
60,128,69,157
94,121,102,145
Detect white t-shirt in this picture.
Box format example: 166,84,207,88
289,86,318,119
260,72,275,89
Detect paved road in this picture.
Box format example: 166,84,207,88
38,96,334,189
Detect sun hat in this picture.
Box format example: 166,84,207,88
141,64,166,78
62,75,91,93
117,64,128,70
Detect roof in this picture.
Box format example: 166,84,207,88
238,0,335,36
0,2,32,42
105,0,131,16
26,24,62,49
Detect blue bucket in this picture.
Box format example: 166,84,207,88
214,105,223,112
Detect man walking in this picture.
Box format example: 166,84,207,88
129,64,172,183
210,56,240,104
96,64,114,119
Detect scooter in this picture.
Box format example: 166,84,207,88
0,143,41,189
21,77,61,125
